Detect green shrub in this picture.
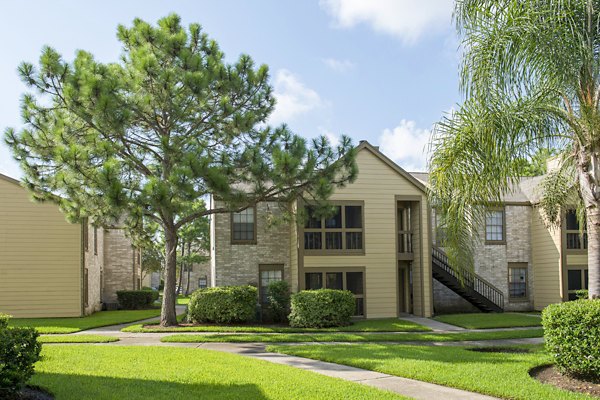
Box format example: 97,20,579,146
0,315,42,397
289,289,355,328
145,289,160,303
542,299,600,379
188,286,257,324
267,281,291,323
576,289,589,300
0,314,10,330
116,290,156,309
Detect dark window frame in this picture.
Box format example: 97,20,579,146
565,209,587,253
259,264,284,305
231,206,257,245
485,207,506,245
303,201,365,255
567,266,589,300
302,267,366,317
508,263,528,301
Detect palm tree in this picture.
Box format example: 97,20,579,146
429,0,600,298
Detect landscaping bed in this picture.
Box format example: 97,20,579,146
123,318,431,333
434,312,542,329
531,365,600,397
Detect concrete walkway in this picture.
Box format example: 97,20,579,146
42,312,548,400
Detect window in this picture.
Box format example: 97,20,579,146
303,269,365,316
93,226,98,255
565,210,587,251
485,209,505,243
198,276,208,290
259,265,283,304
508,264,527,299
304,203,364,253
231,207,256,244
567,268,589,300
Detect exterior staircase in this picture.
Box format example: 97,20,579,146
432,246,504,312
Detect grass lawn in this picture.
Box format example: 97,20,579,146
177,295,191,305
161,327,543,343
268,344,592,400
434,312,542,329
31,345,406,400
10,309,161,334
38,335,119,343
123,318,430,333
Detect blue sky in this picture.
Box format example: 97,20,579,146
0,0,459,178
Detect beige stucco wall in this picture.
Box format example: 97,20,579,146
0,176,82,317
302,147,432,318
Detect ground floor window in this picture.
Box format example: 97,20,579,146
259,265,284,304
508,263,528,300
567,267,589,300
198,276,207,289
304,269,365,316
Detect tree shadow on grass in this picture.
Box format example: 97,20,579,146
31,372,269,400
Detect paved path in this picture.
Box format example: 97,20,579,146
42,313,548,400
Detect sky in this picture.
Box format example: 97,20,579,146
0,0,460,178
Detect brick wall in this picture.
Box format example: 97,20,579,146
83,222,103,315
103,228,138,304
433,205,534,313
213,201,290,287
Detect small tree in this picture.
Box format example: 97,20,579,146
5,14,357,326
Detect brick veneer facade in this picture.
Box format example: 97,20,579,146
211,201,290,288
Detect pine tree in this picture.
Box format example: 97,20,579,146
5,14,357,326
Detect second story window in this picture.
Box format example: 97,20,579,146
304,203,364,253
231,207,256,244
566,210,587,251
485,208,505,244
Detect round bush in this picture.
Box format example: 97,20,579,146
116,290,156,309
289,289,355,328
542,299,600,379
188,285,257,324
267,280,291,323
0,315,42,397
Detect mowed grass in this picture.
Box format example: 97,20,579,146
38,335,119,343
161,328,543,343
268,344,592,400
9,309,161,334
123,318,430,333
31,345,406,400
434,312,542,329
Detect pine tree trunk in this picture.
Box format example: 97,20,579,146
185,241,192,295
160,227,179,327
177,240,185,296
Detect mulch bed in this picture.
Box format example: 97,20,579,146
468,346,531,354
531,365,600,397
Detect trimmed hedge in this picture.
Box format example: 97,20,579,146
188,286,257,324
116,290,158,310
0,315,42,397
267,280,291,323
542,299,600,378
0,313,9,330
289,289,355,328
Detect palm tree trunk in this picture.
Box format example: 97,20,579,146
160,226,179,326
577,157,600,299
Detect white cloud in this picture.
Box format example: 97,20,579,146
318,127,341,147
323,58,355,73
269,69,324,125
319,0,454,44
378,119,431,171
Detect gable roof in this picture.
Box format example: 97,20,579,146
355,140,427,194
